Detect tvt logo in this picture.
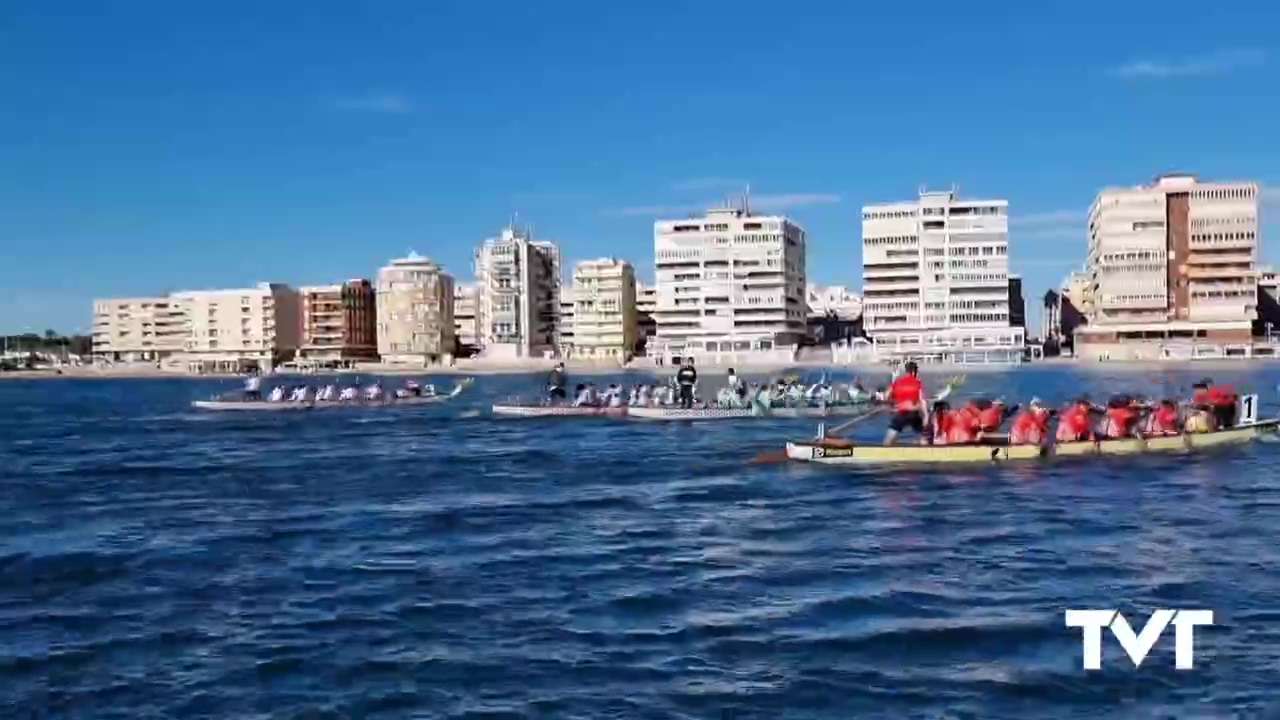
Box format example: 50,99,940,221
1065,609,1213,670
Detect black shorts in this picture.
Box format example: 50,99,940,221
1213,404,1235,428
889,410,925,434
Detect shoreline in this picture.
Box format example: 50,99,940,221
5,355,1280,381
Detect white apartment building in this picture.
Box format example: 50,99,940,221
376,253,456,365
171,283,302,372
557,286,577,356
90,296,187,363
861,188,1023,364
569,258,637,360
475,226,560,360
1078,174,1259,355
454,283,481,352
806,285,863,320
653,204,807,362
635,282,657,355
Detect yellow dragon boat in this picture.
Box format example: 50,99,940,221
784,414,1279,466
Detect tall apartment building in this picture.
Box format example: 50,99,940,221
635,282,657,355
569,258,637,360
171,283,302,372
861,188,1023,362
557,287,577,356
298,279,378,366
1077,174,1259,353
376,253,456,365
453,283,481,354
474,225,561,360
653,204,807,361
90,296,187,363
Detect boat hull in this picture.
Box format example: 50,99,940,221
628,404,872,421
785,418,1280,465
192,394,455,411
491,404,628,418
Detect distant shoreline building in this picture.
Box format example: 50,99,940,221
475,225,561,360
861,188,1024,364
634,282,657,356
652,200,807,363
1076,174,1259,359
298,280,378,368
453,283,481,356
376,253,456,366
568,258,637,361
171,283,302,373
91,296,186,364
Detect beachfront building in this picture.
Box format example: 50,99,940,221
475,225,561,360
635,282,657,356
557,287,577,357
1077,174,1260,360
90,296,187,364
568,258,638,361
861,188,1024,364
453,283,481,356
376,253,456,366
806,285,863,320
170,283,302,373
652,201,807,364
1008,275,1026,329
296,280,378,368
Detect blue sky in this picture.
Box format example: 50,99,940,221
2,0,1278,334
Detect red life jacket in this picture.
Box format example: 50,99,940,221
947,410,980,444
1009,411,1048,445
1192,388,1212,407
1146,406,1180,435
1208,385,1236,407
978,405,1005,432
1057,407,1092,441
888,375,923,412
1104,407,1137,438
931,412,953,445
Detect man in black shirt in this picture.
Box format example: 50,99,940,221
547,362,567,402
675,358,697,409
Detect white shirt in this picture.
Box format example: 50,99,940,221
245,376,261,391
268,387,285,402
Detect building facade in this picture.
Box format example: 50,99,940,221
557,287,577,357
298,280,378,366
376,253,456,365
475,226,561,360
861,188,1023,363
90,296,187,363
635,282,657,355
652,204,807,362
453,283,481,356
170,283,302,372
806,285,863,320
568,258,637,360
1077,174,1259,357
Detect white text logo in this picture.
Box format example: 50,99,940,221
1064,609,1213,669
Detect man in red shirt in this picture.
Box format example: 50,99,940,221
883,361,929,445
1191,378,1237,429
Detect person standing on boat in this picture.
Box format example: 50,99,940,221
1193,378,1238,428
243,373,262,401
883,361,929,446
676,358,697,409
547,362,568,403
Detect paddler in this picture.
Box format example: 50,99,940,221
1203,378,1238,428
547,362,568,402
1142,399,1181,436
726,368,746,400
882,360,929,446
1008,398,1052,446
928,400,953,444
572,383,590,406
1056,397,1095,442
675,358,697,409
243,372,262,401
976,398,1015,434
1101,394,1142,439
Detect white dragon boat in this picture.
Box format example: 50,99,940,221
491,403,629,418
627,402,873,421
191,379,472,411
